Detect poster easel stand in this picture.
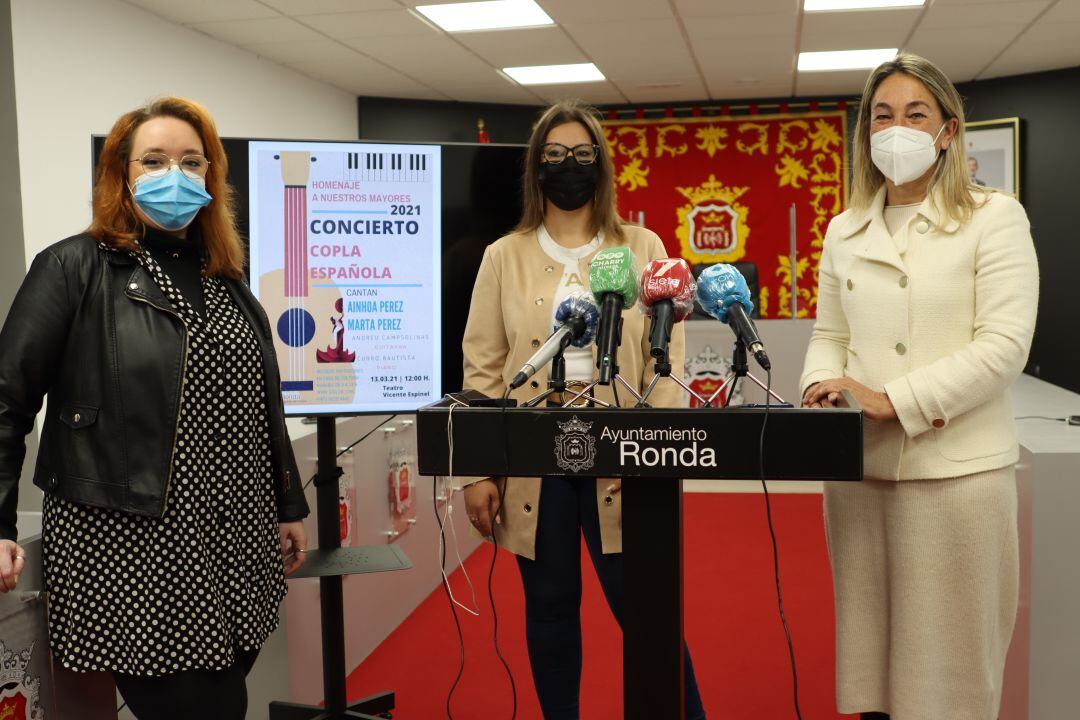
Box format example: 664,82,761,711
269,417,411,720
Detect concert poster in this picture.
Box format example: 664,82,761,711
248,141,442,415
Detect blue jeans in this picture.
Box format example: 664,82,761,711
515,476,707,720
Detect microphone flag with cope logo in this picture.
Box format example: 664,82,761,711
588,246,639,308
695,263,754,323
554,291,601,348
638,258,697,321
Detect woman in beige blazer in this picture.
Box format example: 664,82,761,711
461,100,706,719
801,55,1038,720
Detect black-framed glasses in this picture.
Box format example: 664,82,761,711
128,152,210,179
540,143,600,165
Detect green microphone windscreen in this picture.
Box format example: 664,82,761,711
588,246,638,309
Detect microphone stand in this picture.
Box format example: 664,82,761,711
523,350,569,407
704,339,785,407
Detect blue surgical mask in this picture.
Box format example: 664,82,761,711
130,167,212,231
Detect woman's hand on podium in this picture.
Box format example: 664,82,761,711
0,539,26,592
464,479,501,538
279,521,308,576
803,377,897,421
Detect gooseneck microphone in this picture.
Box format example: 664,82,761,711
695,263,772,371
638,258,697,367
509,292,600,390
588,246,639,385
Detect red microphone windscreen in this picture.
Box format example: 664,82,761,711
638,258,697,322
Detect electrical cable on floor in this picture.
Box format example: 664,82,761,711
758,369,804,720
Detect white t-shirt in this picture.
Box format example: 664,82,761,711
537,225,602,382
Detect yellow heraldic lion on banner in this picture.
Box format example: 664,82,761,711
674,175,751,265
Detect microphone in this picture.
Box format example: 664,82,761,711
509,291,600,390
695,264,771,371
587,246,635,386
638,258,697,365
589,246,639,385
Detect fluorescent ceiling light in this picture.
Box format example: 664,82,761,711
798,48,898,72
415,0,553,32
503,63,605,85
804,0,925,10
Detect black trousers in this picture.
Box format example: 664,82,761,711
515,476,707,720
113,650,259,720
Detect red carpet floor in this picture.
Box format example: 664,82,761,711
345,492,858,719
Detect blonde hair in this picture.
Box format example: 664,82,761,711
851,53,989,225
515,99,626,243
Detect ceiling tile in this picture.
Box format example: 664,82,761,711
674,0,799,17
353,33,498,85
260,0,397,14
705,80,795,100
454,27,587,67
189,17,326,45
1041,0,1080,23
296,9,438,39
564,19,699,84
800,7,922,35
695,37,796,83
794,69,872,97
622,77,711,103
532,81,628,105
904,25,1018,81
437,82,543,104
685,13,798,39
122,0,277,24
978,21,1080,78
799,28,908,53
918,1,1050,29
537,0,674,23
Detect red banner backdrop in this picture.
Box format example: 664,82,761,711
602,112,848,318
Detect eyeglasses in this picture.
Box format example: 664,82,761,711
128,152,210,179
540,143,600,165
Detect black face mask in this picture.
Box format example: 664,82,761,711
538,158,599,212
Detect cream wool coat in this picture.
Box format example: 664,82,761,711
461,224,685,560
801,186,1038,480
801,185,1038,719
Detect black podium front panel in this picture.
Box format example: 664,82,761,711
417,404,862,482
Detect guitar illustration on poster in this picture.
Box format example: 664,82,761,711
249,140,442,415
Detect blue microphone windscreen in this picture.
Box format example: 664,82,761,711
554,291,601,348
695,264,754,323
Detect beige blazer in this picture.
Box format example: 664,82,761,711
801,186,1038,481
461,224,686,559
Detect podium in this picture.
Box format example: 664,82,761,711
416,399,862,720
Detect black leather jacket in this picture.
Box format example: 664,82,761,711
0,234,309,540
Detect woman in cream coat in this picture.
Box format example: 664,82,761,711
801,55,1038,720
461,100,706,720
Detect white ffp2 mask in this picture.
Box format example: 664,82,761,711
870,124,946,186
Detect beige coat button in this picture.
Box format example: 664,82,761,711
603,495,613,505
846,279,854,291
524,503,533,513
895,342,907,355
531,339,541,348
915,220,930,234
545,265,554,273
534,297,544,305
899,276,908,288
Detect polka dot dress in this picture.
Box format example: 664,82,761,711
42,248,286,676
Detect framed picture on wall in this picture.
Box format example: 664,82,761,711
964,117,1021,200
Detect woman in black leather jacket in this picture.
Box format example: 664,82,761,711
0,97,309,720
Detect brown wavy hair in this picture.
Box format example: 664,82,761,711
515,99,626,243
88,96,244,279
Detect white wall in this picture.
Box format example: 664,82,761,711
11,0,359,261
